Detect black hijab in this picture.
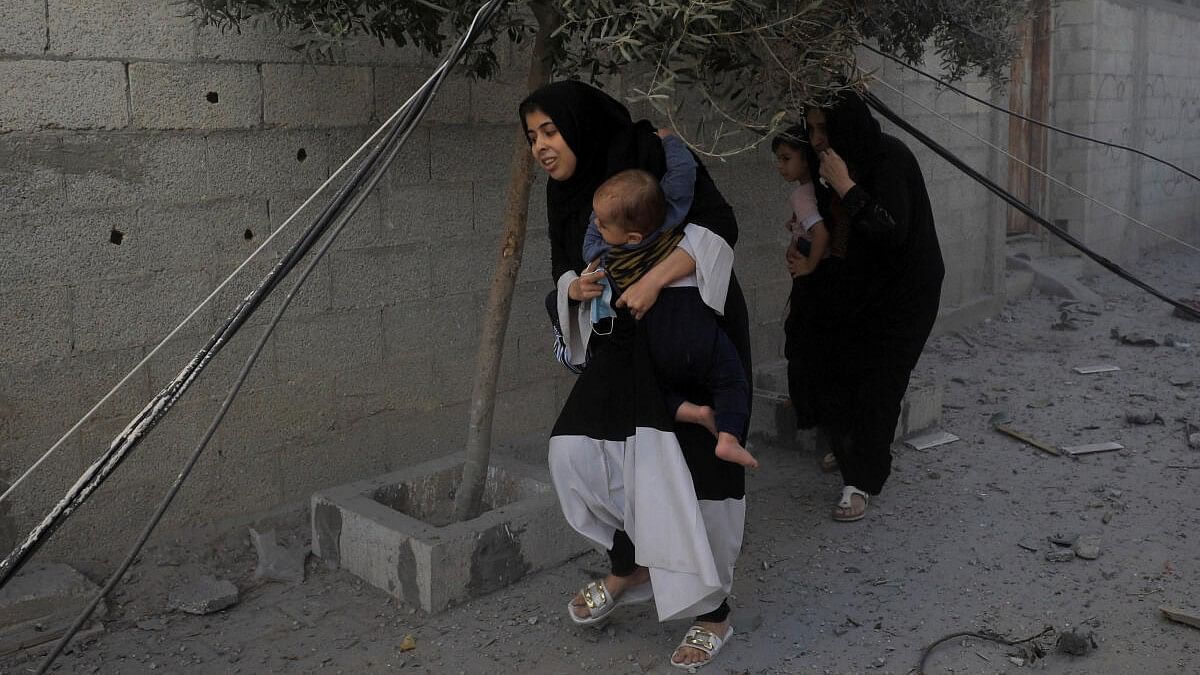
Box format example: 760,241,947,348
520,80,665,277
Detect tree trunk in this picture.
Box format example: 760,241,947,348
453,6,556,522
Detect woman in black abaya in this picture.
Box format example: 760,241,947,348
799,90,945,522
519,80,751,669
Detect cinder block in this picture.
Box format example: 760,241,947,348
430,126,524,182
263,64,372,128
329,243,430,309
205,130,334,200
0,60,127,132
374,67,469,125
311,453,588,613
130,63,260,130
272,308,383,376
427,235,507,299
0,135,64,215
378,182,473,245
382,293,482,363
331,125,431,187
471,77,528,125
0,284,73,365
0,0,45,55
47,0,194,60
62,132,208,209
72,271,217,353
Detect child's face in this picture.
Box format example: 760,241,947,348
593,197,633,246
775,145,809,183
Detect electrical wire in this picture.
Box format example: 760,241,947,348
858,40,1200,184
0,0,499,592
0,60,452,507
868,74,1200,255
862,90,1200,321
32,2,508,672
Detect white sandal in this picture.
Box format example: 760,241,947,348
567,578,653,626
832,485,869,522
671,624,734,670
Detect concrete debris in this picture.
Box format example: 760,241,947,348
251,528,307,584
1073,535,1102,560
1110,328,1159,347
1189,433,1200,450
1125,409,1162,425
1046,549,1076,563
168,576,238,615
0,563,107,656
1056,629,1097,656
1062,441,1123,456
1168,373,1194,387
1074,364,1121,374
1160,606,1200,630
136,618,167,631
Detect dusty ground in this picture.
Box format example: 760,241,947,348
4,249,1199,675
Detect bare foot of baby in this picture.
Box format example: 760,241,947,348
675,402,718,437
715,432,759,469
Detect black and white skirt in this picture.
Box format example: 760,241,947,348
547,316,746,621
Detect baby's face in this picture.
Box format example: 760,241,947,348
593,197,630,246
775,145,809,183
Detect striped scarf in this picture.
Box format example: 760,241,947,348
605,228,686,293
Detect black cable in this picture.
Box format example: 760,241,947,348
862,91,1200,322
917,626,1054,674
32,2,508,671
858,41,1200,185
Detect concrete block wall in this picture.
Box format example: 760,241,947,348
0,1,1007,565
1048,0,1200,264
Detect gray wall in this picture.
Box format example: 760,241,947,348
1,1,1006,563
1048,0,1200,263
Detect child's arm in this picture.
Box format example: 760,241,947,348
790,221,828,277
582,213,606,263
658,131,697,230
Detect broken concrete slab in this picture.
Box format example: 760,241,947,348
0,563,106,628
312,452,588,614
1005,255,1103,306
1074,364,1121,374
1045,549,1076,562
1125,409,1162,425
0,563,107,656
903,430,959,451
250,528,307,584
168,576,238,615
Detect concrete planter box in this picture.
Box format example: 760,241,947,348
750,361,942,448
311,452,585,614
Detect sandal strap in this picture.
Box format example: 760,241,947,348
580,580,610,610
681,625,721,656
838,485,869,508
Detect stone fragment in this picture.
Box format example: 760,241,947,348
1046,549,1076,563
251,528,307,584
1074,535,1101,560
168,576,238,615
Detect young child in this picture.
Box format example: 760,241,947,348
591,168,758,469
772,125,828,277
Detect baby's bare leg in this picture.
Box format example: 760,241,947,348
675,401,718,437
715,432,758,469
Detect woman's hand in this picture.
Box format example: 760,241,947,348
615,276,661,320
656,127,676,139
569,263,606,301
818,148,855,196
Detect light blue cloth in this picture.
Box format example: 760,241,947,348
590,276,615,326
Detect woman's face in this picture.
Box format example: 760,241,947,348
805,108,830,154
524,109,577,181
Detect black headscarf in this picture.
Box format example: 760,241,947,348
520,80,665,278
813,89,883,174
